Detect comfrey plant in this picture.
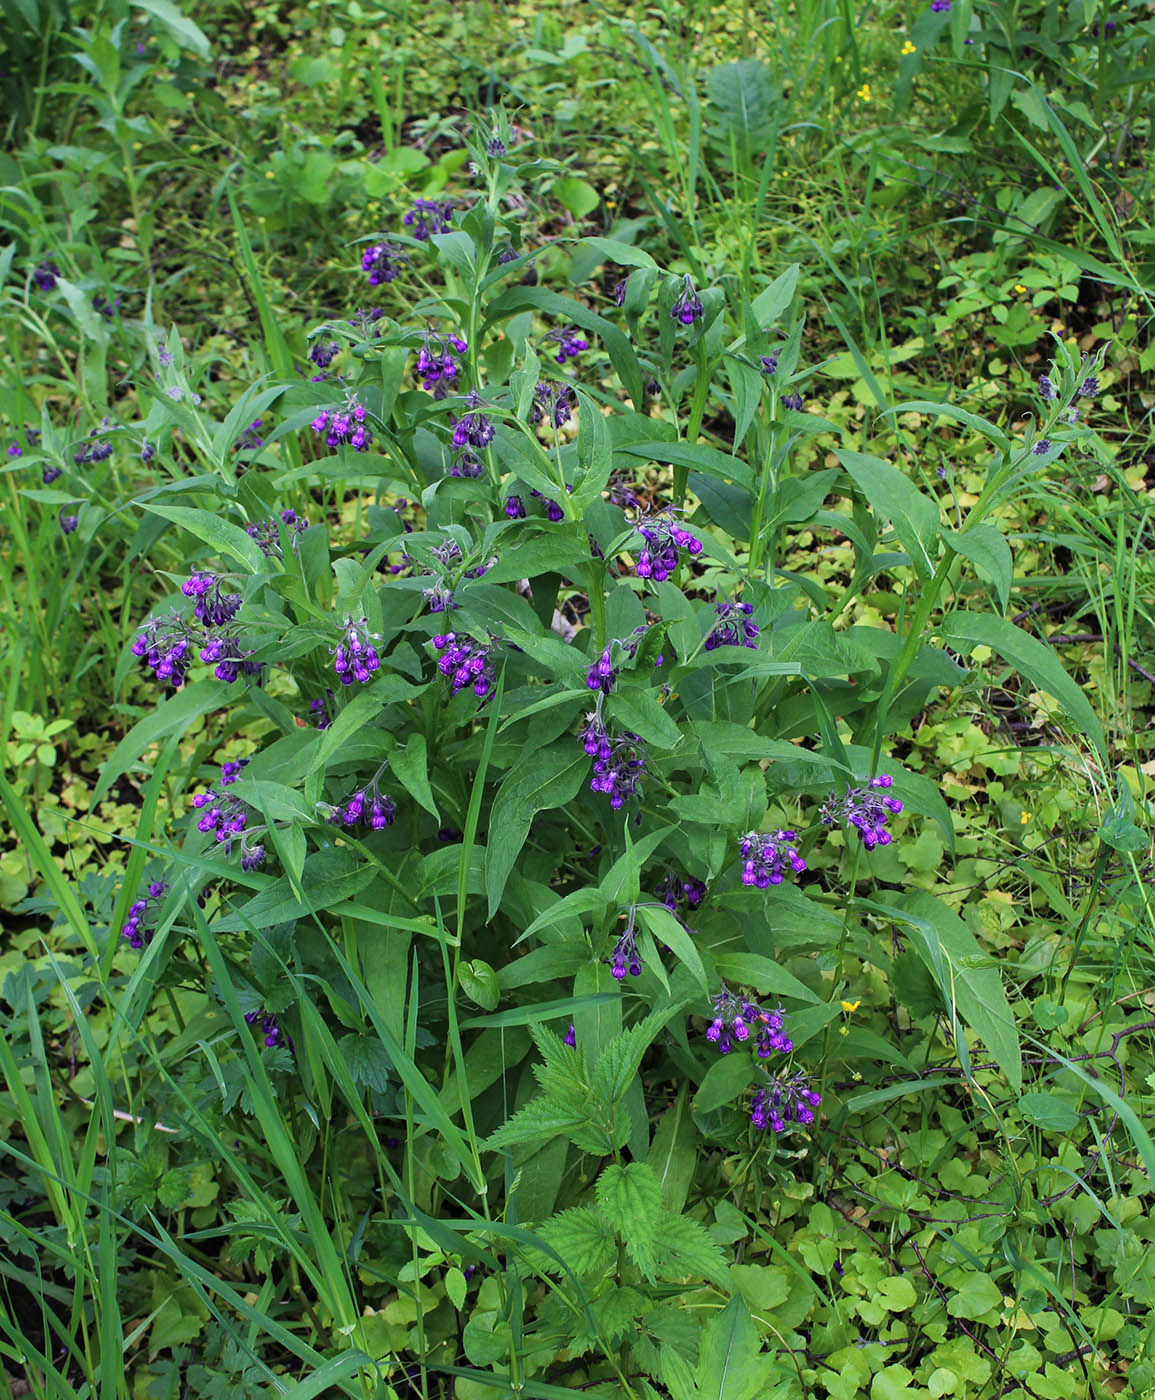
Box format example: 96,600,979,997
107,140,1109,1396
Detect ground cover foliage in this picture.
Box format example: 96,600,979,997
1,0,1154,1396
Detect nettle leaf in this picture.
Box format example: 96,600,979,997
596,1162,663,1278
837,450,940,580
486,1095,594,1151
591,1011,667,1104
538,1205,616,1276
339,1033,392,1093
655,1210,730,1288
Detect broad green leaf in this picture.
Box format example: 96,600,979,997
656,1211,731,1288
606,687,683,750
693,1054,755,1114
538,1205,616,1275
946,524,1012,612
638,905,707,996
596,1162,663,1237
132,0,211,57
939,612,1107,761
711,953,820,1004
485,743,588,916
647,1091,697,1213
837,449,940,579
694,1295,774,1400
749,264,800,329
389,732,439,818
579,236,658,270
553,177,600,218
143,503,267,572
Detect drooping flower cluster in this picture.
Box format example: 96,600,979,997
73,425,113,465
93,294,121,320
671,275,704,326
199,632,261,683
739,829,806,888
121,881,167,949
332,616,382,686
584,624,656,694
706,983,793,1057
182,573,242,628
610,906,642,980
192,767,265,869
417,332,468,398
750,1070,821,1132
528,381,573,429
821,775,903,850
33,260,60,291
546,327,589,364
633,510,702,582
132,612,194,687
246,508,308,557
403,198,454,240
60,513,79,535
309,694,333,729
656,872,706,917
580,712,646,810
325,772,397,831
705,600,759,651
361,240,406,286
451,390,495,452
234,419,265,454
309,340,339,372
432,632,496,701
311,395,371,451
245,1009,289,1049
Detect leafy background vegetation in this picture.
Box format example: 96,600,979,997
1,0,1154,1397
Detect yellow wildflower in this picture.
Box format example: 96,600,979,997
857,83,872,102
1014,283,1027,293
841,999,861,1014
1021,811,1033,825
901,40,917,54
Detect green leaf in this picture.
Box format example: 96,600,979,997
749,264,799,329
693,1054,755,1114
1018,1091,1078,1133
596,1162,662,1236
896,890,1022,1093
656,1211,731,1288
142,503,267,572
705,59,778,167
938,612,1107,761
339,1034,391,1094
486,1095,596,1151
647,1091,697,1213
460,959,499,1012
132,0,211,57
224,848,376,931
485,742,588,916
538,1206,616,1275
837,450,940,579
945,524,1013,613
711,953,820,1004
579,237,658,270
637,905,707,995
592,1012,667,1104
607,687,684,750
389,732,439,819
694,1295,774,1400
618,439,753,489
553,177,600,218
93,679,232,805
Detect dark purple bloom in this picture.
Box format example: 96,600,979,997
141,439,155,463
564,1023,576,1047
930,0,950,10
309,340,340,371
504,494,525,519
782,391,804,412
633,509,702,583
739,830,806,888
432,632,496,701
361,241,406,285
1038,374,1057,401
656,872,706,915
312,395,371,451
449,449,483,478
529,381,572,429
451,389,495,449
327,774,397,832
234,419,265,454
497,245,518,265
707,983,793,1058
403,198,454,241
220,758,250,786
350,307,385,339
486,136,507,158
613,277,628,307
310,695,333,729
821,774,902,849
750,1070,821,1132
182,573,242,629
240,843,266,872
93,294,121,320
760,352,779,375
132,612,194,687
192,785,249,845
546,327,589,364
671,275,703,326
245,1009,289,1050
416,332,468,399
332,615,382,686
1078,376,1099,398
580,712,646,810
120,880,167,949
705,600,759,651
60,513,79,534
247,510,307,557
7,443,21,459
33,261,60,291
73,426,113,466
1033,439,1052,455
424,582,456,614
199,632,258,684
610,907,642,980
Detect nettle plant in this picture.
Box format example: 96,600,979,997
105,126,1109,1390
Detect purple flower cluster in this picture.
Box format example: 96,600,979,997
530,487,566,522
361,241,406,286
33,260,60,291
706,983,793,1057
73,426,113,466
192,771,264,868
610,906,642,980
234,419,265,454
760,351,779,376
182,572,242,628
705,600,758,651
739,829,806,888
821,775,902,849
309,340,339,371
312,396,371,451
199,633,260,683
584,624,655,694
403,198,454,240
60,513,79,535
546,327,589,364
529,381,573,429
246,508,308,557
671,275,704,326
750,1071,821,1132
309,695,333,729
451,390,495,450
332,616,382,686
634,511,702,582
580,713,646,810
93,294,121,320
121,881,167,949
220,757,250,786
328,780,397,832
245,1009,288,1049
433,632,496,701
1038,374,1057,401
132,612,194,687
417,332,468,398
656,872,706,916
